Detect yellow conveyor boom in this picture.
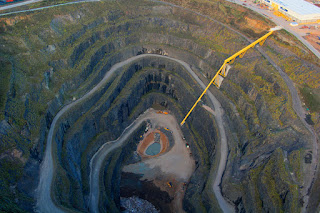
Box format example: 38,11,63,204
180,27,282,126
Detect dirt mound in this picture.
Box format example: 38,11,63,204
244,16,269,33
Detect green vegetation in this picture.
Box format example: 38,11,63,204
248,164,264,212
248,149,300,212
99,124,145,213
299,86,320,112
265,34,320,89
0,59,11,120
99,152,121,213
0,158,26,213
162,0,273,38
288,150,302,183
53,164,72,209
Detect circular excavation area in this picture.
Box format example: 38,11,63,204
137,126,170,158
146,142,161,156
3,0,317,213
121,111,195,213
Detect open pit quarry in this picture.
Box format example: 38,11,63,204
1,0,320,213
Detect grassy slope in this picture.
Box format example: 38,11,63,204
0,59,11,121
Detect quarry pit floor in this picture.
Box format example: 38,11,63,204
88,108,197,213
38,54,235,213
122,113,195,212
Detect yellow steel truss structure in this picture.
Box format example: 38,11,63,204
180,29,277,126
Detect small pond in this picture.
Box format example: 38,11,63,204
145,143,161,156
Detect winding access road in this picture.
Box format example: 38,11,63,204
0,0,42,11
35,1,318,212
0,0,100,17
36,54,159,213
151,1,319,211
87,54,234,213
256,45,318,213
226,0,320,59
37,54,233,213
88,109,191,212
32,1,318,212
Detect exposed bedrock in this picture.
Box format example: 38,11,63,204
51,57,218,212
2,2,315,213
49,53,310,212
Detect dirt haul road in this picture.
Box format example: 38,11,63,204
151,1,318,211
36,54,233,213
89,109,194,212
121,111,195,212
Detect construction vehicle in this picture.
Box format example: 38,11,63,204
157,110,169,114
300,25,308,29
180,26,282,126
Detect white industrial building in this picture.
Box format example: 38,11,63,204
261,0,320,23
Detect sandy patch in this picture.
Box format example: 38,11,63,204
304,34,320,53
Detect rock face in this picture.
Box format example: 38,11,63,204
0,0,318,213
52,56,217,211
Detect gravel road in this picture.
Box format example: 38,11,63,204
87,54,234,213
0,0,42,11
35,1,318,212
36,54,161,213
226,0,320,59
89,109,194,212
0,0,100,17
151,1,319,211
36,53,233,213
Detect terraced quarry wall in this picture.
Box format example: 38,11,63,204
0,0,320,212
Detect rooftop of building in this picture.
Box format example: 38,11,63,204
272,0,320,15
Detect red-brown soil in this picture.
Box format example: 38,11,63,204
137,130,169,158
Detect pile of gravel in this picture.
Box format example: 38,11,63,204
120,196,159,213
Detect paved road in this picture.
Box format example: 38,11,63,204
0,0,100,17
0,0,42,11
225,0,320,59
